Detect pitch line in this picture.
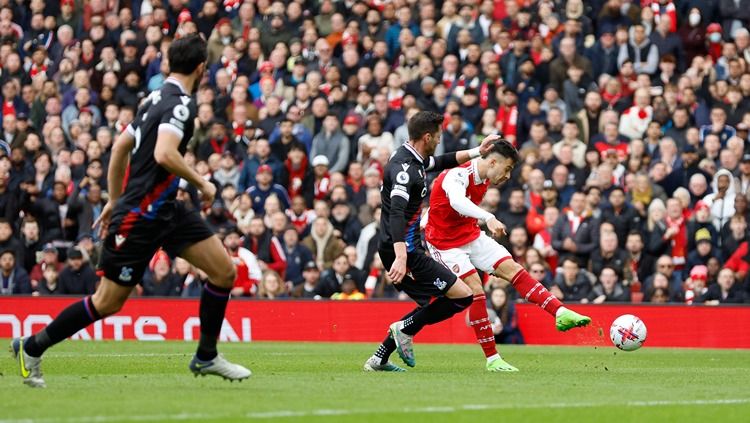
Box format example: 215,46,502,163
1,398,748,422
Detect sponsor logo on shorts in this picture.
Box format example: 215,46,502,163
115,235,126,248
119,267,133,283
433,278,448,290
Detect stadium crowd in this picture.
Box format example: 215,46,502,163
1,0,750,318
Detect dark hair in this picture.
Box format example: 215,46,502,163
408,111,443,141
609,186,625,196
626,230,643,240
600,265,619,277
168,33,207,75
561,256,579,267
484,139,519,164
288,143,305,153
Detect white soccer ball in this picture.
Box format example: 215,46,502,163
610,314,647,351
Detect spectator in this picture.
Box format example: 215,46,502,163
330,200,362,246
722,214,748,261
550,257,594,303
224,226,262,297
625,231,656,287
243,216,287,279
683,265,709,305
257,270,288,300
700,268,745,304
57,247,97,295
330,273,366,300
303,217,343,270
271,119,305,163
650,16,685,71
291,261,322,299
282,226,313,287
700,107,736,147
644,255,683,295
601,187,642,247
213,152,240,189
686,228,721,276
0,218,24,264
310,113,350,173
36,265,61,296
19,217,42,273
496,188,528,231
590,231,628,279
0,250,31,295
488,287,524,345
141,252,181,297
618,23,659,75
702,168,737,233
589,266,630,303
197,120,242,162
246,165,291,215
551,191,599,267
549,37,592,92
527,261,554,289
316,253,363,298
312,155,332,201
237,139,282,191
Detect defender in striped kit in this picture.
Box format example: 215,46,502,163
10,35,250,388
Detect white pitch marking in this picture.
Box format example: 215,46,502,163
1,398,748,423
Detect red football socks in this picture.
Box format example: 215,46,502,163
469,294,498,358
511,268,562,316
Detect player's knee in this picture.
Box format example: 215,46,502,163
462,275,484,295
213,265,237,288
495,260,523,281
447,279,473,298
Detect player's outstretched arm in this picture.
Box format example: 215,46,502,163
427,134,501,172
154,130,215,204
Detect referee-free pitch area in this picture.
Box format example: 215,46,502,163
1,341,749,423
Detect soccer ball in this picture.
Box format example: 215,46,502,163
610,314,647,351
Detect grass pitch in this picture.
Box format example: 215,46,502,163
1,341,749,422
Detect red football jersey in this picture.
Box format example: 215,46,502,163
425,160,490,250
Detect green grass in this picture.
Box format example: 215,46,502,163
2,341,750,422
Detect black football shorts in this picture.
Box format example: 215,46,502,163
99,203,214,286
379,244,458,307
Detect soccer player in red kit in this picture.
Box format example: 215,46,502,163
424,139,591,372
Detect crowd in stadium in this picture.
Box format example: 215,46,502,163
1,0,750,312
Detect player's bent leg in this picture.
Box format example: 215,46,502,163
180,236,251,381
391,275,473,367
11,276,130,388
495,260,590,331
91,277,136,316
180,235,236,288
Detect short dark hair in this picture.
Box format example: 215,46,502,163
484,139,519,164
408,111,443,141
626,230,643,240
168,33,207,75
609,186,625,196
